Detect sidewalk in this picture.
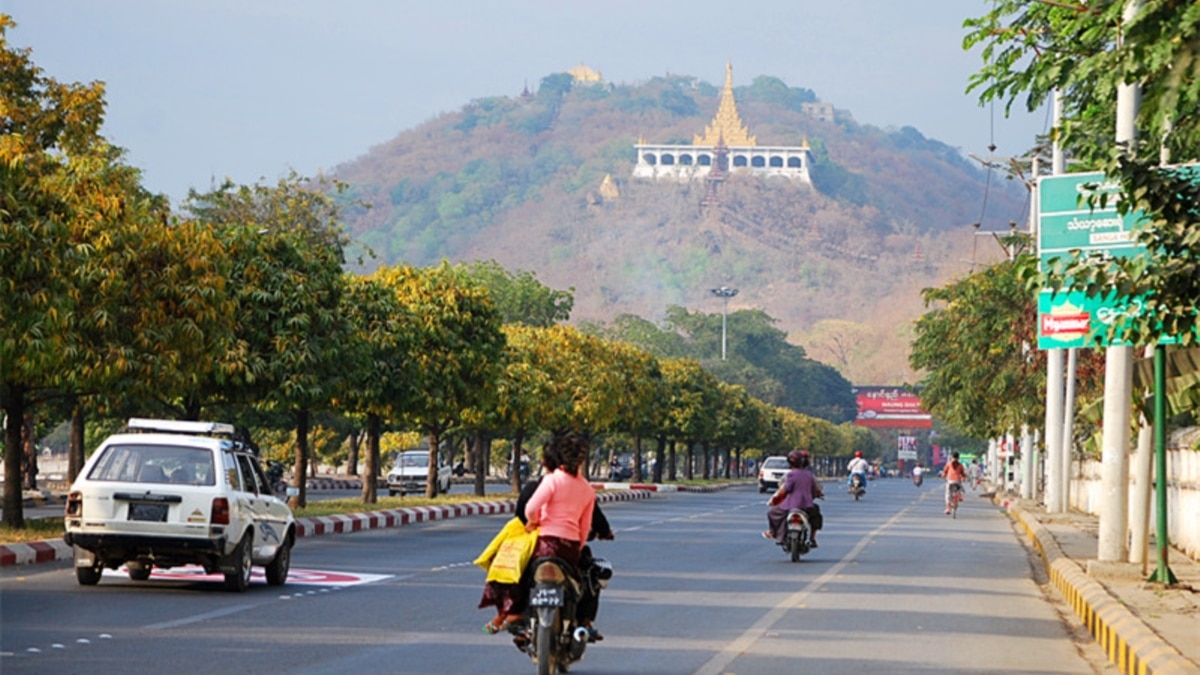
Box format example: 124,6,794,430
999,495,1200,675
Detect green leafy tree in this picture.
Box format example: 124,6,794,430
182,175,352,508
965,1,1200,347
909,259,1049,439
457,260,574,327
385,263,505,498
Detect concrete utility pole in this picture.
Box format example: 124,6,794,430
1044,89,1067,514
1097,0,1142,563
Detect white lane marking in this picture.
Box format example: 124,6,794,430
693,504,914,675
143,604,258,630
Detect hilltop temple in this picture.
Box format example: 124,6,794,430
632,63,812,184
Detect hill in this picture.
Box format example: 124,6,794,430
331,69,1024,385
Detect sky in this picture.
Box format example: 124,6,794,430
4,0,1049,205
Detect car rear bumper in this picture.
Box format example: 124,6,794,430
65,531,227,560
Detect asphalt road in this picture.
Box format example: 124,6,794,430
0,480,1100,674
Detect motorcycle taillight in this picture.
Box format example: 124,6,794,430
788,514,802,525
534,561,565,584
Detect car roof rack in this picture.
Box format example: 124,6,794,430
126,418,237,437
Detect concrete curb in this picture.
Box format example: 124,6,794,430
1000,498,1197,675
0,489,654,568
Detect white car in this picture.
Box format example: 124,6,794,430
386,450,452,496
63,418,296,591
758,456,790,493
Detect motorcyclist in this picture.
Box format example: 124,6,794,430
911,462,925,487
847,451,870,492
764,450,823,548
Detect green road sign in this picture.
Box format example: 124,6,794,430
1036,172,1149,349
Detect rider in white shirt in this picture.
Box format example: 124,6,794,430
847,451,869,489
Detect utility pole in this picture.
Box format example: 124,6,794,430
1097,0,1141,563
1044,89,1067,514
710,286,738,360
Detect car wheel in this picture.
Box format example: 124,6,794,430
387,488,397,497
265,538,291,586
76,564,102,586
127,562,152,581
224,532,253,592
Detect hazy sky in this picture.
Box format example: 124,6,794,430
5,0,1048,204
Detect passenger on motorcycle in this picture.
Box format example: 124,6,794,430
479,430,596,636
847,451,870,491
941,452,967,514
764,450,824,548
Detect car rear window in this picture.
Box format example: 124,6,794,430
87,444,216,486
762,458,788,469
399,453,428,468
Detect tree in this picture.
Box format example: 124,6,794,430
385,263,505,498
338,272,418,503
909,258,1049,439
1,16,134,526
182,175,352,508
965,1,1200,347
457,260,573,327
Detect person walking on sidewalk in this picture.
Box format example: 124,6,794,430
941,452,967,515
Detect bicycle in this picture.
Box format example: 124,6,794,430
947,482,964,518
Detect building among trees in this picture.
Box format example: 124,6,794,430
632,63,812,184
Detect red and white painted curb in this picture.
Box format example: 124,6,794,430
0,489,653,567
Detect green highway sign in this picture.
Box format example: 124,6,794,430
1036,172,1150,349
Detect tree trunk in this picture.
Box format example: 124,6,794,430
22,413,38,490
702,442,711,480
723,447,732,479
632,435,643,483
685,441,694,480
669,440,677,481
511,430,525,494
347,428,362,477
69,402,86,483
2,382,26,528
426,428,442,498
361,413,380,503
289,409,310,510
653,436,666,483
473,430,487,497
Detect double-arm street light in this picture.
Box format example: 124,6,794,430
710,286,738,360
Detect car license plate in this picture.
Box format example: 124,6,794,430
530,586,563,607
128,503,168,522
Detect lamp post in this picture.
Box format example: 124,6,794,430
710,286,738,360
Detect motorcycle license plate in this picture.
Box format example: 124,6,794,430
530,586,564,608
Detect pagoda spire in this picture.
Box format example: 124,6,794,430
693,61,756,147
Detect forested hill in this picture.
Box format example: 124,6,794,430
331,70,1025,385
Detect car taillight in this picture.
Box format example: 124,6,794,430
534,561,565,584
211,497,230,525
66,491,83,517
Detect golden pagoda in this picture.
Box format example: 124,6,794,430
693,62,756,147
599,174,619,200
568,62,603,83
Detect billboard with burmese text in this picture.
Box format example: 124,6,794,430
853,386,931,429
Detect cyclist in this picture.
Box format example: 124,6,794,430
941,452,967,514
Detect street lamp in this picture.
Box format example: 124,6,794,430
710,286,738,360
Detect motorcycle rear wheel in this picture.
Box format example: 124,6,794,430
536,611,558,675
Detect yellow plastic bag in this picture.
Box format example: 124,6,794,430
474,517,539,585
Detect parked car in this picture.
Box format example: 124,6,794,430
63,418,295,591
386,450,453,496
758,455,790,493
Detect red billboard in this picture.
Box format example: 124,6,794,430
853,386,932,428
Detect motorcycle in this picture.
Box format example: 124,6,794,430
912,472,924,487
516,556,608,675
779,508,811,562
849,473,866,500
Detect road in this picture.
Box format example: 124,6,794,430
0,480,1103,674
